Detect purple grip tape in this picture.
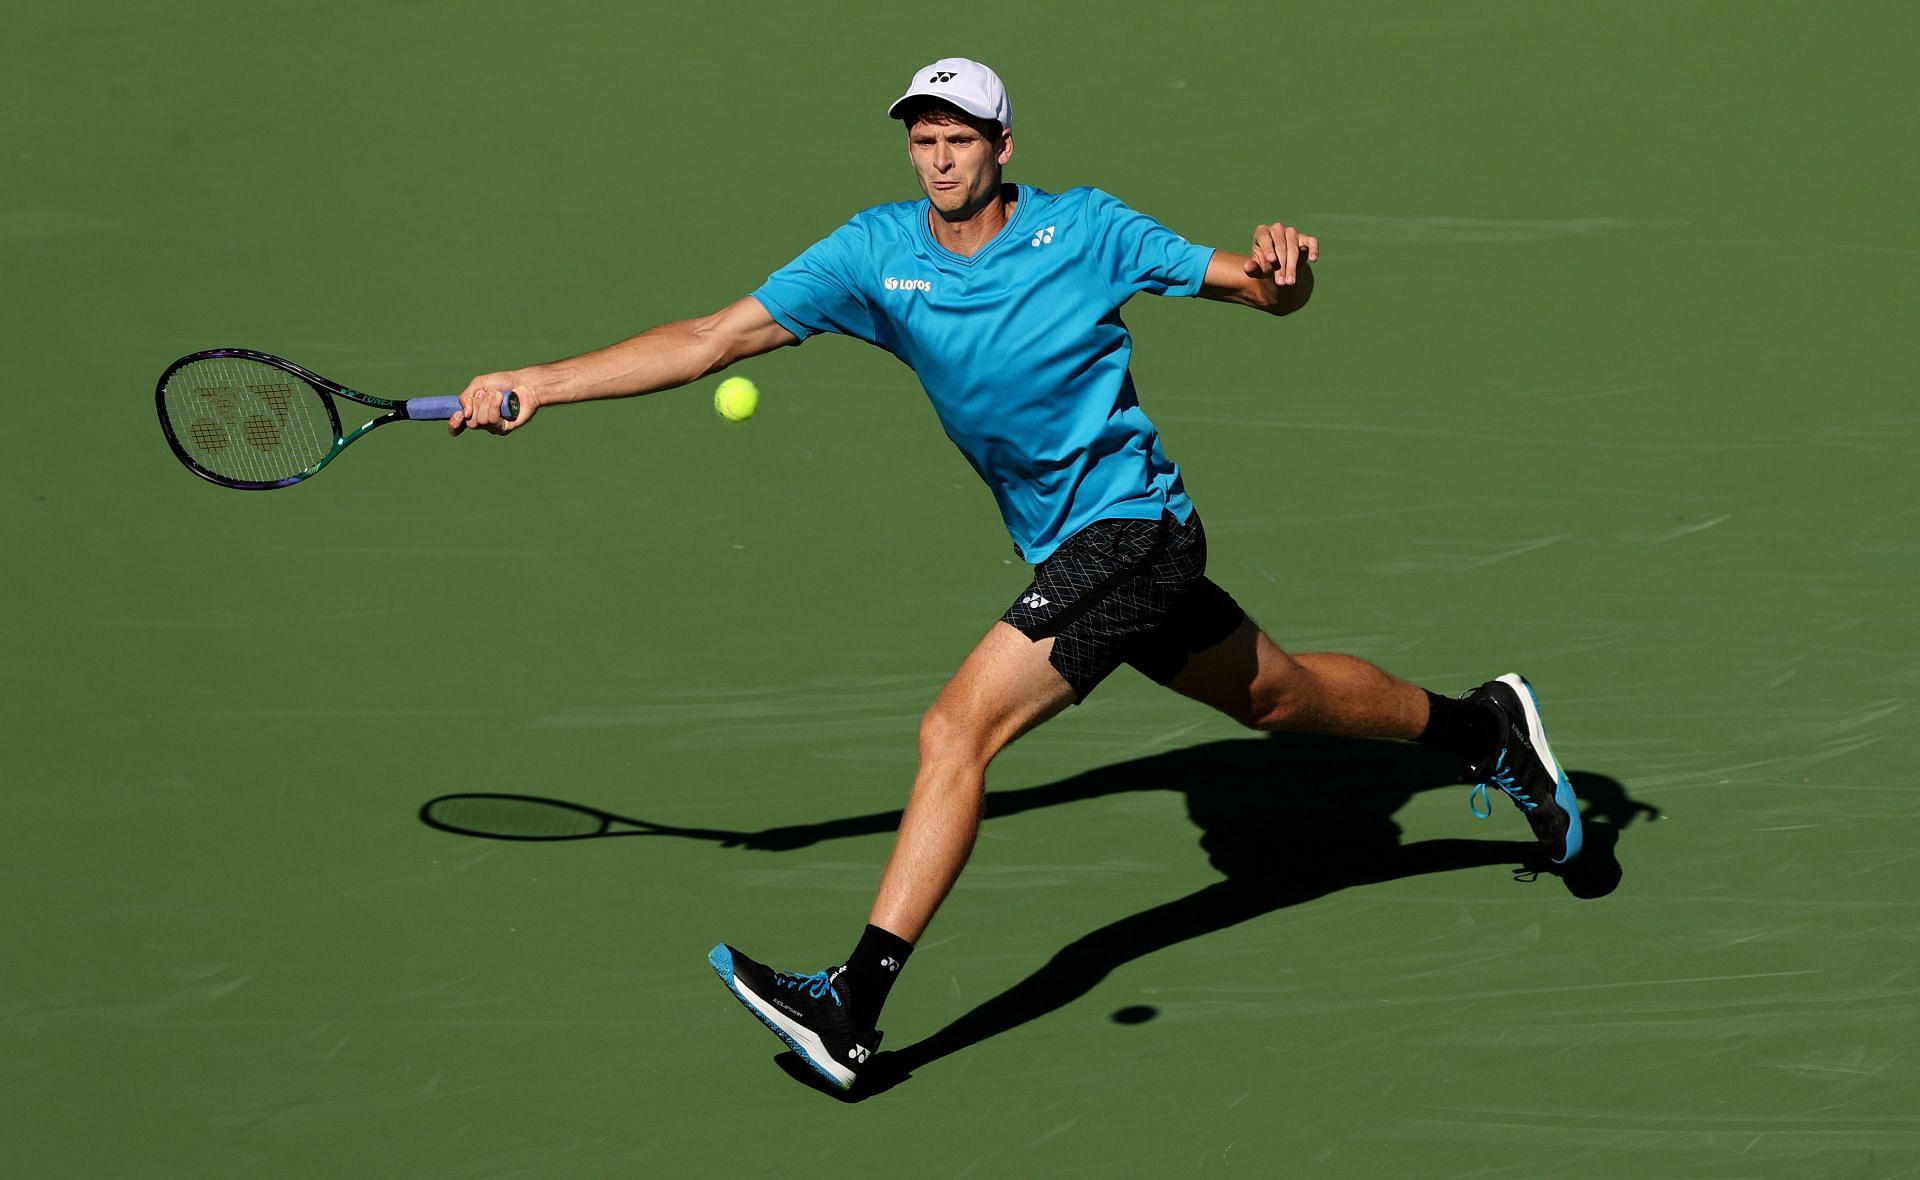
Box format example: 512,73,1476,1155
406,392,520,422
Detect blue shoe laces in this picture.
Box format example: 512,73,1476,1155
1469,749,1536,818
774,968,844,1006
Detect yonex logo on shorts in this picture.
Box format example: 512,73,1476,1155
1020,591,1050,609
884,276,933,293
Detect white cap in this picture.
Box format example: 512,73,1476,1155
887,57,1013,130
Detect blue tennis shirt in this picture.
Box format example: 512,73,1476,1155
751,184,1217,563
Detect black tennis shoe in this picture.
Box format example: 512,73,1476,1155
1464,673,1584,864
708,944,881,1091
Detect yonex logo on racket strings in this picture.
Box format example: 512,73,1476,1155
884,276,933,293
191,382,299,452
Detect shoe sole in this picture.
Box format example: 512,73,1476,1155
708,945,858,1091
1498,673,1584,863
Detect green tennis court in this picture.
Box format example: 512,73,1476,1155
6,1,1916,1174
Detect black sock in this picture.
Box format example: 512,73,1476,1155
1416,689,1502,771
841,924,913,1030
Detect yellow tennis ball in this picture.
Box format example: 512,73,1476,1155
713,376,759,422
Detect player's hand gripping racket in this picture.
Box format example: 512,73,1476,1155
156,348,517,490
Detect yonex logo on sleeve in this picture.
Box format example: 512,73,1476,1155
1030,225,1056,247
883,276,933,293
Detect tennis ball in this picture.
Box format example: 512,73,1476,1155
713,376,759,422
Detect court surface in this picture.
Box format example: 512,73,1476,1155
5,1,1917,1175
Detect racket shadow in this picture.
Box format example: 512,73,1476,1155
418,793,750,844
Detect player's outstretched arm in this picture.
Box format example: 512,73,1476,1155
449,296,797,435
1199,221,1319,317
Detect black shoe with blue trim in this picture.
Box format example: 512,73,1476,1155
708,944,881,1091
1464,673,1584,864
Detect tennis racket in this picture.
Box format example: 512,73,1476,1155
155,348,518,490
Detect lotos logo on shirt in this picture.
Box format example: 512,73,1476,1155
883,276,933,293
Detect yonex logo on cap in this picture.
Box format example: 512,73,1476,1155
884,276,933,293
888,57,1013,130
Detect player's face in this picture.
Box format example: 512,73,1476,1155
907,118,1014,221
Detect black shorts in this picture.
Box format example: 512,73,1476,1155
1001,511,1246,702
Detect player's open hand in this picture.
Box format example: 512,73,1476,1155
449,373,539,436
1243,222,1319,287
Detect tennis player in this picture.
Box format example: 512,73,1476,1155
451,57,1583,1091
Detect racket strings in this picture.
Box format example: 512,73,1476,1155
161,356,337,484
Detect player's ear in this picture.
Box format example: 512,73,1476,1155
996,129,1014,166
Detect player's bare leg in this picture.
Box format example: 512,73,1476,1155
1167,618,1583,863
709,621,1074,1089
869,621,1078,940
1167,618,1429,737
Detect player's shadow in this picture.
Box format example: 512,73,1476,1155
420,732,1651,1101
828,736,1641,1101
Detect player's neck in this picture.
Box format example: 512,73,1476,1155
928,183,1018,257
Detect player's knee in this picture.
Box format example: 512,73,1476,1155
1222,696,1283,731
918,701,993,767
1190,672,1307,731
1223,701,1269,731
1241,676,1314,731
1250,694,1303,731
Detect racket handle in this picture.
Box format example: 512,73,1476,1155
407,392,521,422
